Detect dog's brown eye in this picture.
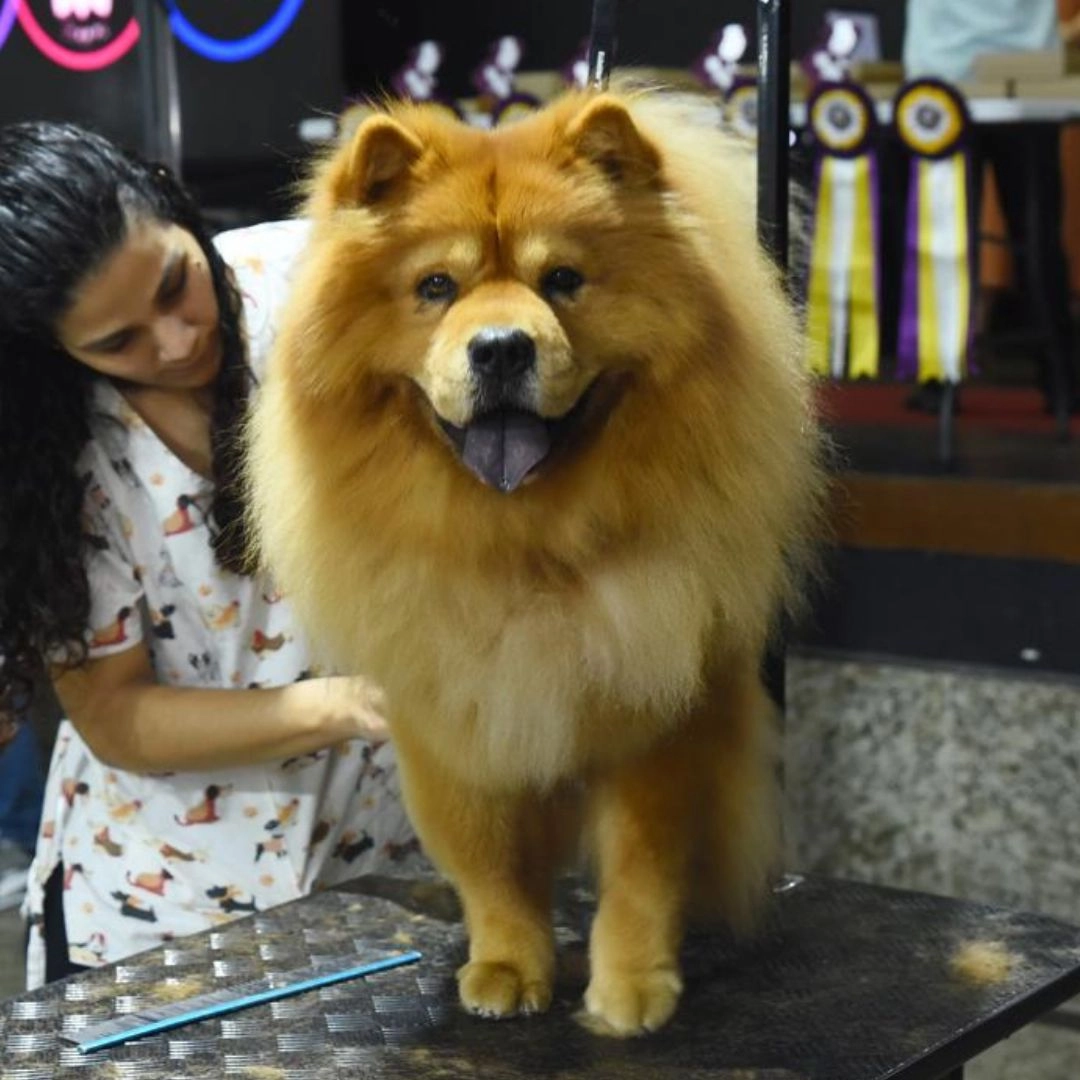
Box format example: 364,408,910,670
416,273,458,303
542,266,584,300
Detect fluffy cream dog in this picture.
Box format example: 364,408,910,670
247,89,825,1036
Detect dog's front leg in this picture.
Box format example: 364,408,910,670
581,727,699,1037
394,735,564,1019
454,851,556,1019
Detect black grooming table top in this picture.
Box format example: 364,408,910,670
3,874,1079,1079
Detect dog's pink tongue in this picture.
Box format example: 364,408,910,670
462,410,550,492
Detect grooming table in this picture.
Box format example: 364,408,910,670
3,874,1079,1079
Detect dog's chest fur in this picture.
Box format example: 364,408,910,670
332,543,720,789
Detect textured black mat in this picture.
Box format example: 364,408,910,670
2,874,1079,1079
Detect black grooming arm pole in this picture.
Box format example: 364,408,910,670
587,0,619,88
756,0,791,270
756,0,792,710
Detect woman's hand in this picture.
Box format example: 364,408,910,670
54,642,393,772
287,675,390,744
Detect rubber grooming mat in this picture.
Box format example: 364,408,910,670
3,874,1080,1079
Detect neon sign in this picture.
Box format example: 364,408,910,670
165,0,304,63
5,0,140,70
0,0,19,51
0,0,304,67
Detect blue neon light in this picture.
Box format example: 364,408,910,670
0,0,20,52
166,0,304,63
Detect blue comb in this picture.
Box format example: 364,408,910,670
70,949,423,1054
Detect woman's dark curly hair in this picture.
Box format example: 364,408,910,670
0,121,253,714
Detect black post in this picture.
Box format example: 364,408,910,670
756,0,791,711
756,0,791,270
133,0,183,175
587,0,619,89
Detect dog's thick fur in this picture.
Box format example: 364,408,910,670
247,90,826,1036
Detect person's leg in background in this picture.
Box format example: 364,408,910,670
0,720,45,910
980,123,1077,418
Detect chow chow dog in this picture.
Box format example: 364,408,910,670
247,89,825,1036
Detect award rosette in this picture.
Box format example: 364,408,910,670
428,97,467,123
805,80,881,379
894,79,974,384
470,35,540,127
493,93,542,127
724,77,759,140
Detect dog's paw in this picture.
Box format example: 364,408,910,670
578,968,683,1037
457,960,553,1019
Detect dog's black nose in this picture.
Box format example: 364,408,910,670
468,328,536,381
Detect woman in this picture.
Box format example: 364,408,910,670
0,121,421,987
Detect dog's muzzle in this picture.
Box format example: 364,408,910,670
435,328,620,494
441,328,548,492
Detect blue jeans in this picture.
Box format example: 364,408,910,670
0,722,45,855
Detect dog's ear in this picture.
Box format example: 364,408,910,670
566,96,661,185
321,116,424,209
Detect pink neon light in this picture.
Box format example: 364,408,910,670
52,0,113,18
18,2,138,70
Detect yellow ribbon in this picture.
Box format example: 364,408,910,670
847,155,879,379
805,154,880,379
917,158,943,383
806,157,835,378
914,154,970,382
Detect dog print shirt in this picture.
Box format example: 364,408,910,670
24,220,423,988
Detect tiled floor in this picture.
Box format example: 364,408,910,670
971,1021,1080,1080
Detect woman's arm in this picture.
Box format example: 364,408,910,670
53,640,387,773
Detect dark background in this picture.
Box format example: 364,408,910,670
342,0,905,100
0,0,343,215
0,1,340,159
0,1,905,214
